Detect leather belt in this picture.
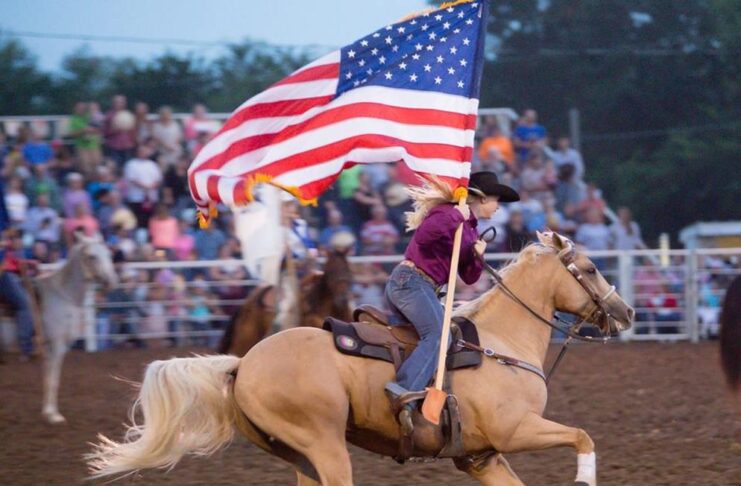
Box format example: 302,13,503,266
399,260,441,289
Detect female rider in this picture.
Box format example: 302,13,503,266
384,171,520,422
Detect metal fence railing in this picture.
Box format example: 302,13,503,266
2,249,739,352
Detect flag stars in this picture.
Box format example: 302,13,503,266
410,73,418,82
439,36,447,42
457,80,465,88
371,48,379,55
410,19,417,25
360,40,369,47
385,72,393,80
450,46,458,55
463,38,471,46
353,80,361,87
415,43,423,51
421,24,429,31
466,18,474,25
347,50,356,58
458,11,465,18
399,62,407,70
373,32,380,38
426,45,434,51
366,68,373,75
346,71,352,79
443,22,451,29
397,26,406,34
424,64,432,72
406,34,413,41
392,45,400,52
358,59,366,67
448,67,456,75
459,59,468,67
446,7,454,13
429,32,437,40
435,14,443,21
436,55,445,63
385,36,393,45
434,76,442,85
412,53,420,60
385,25,393,31
454,28,461,34
379,55,386,64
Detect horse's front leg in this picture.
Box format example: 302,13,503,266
454,452,524,486
42,341,68,424
503,412,596,486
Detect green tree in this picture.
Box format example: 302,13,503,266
0,37,51,115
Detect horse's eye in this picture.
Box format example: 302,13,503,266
587,266,597,275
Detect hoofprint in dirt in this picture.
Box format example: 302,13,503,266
0,342,738,485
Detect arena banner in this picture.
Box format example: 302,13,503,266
188,0,489,226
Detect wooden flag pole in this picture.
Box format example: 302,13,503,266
422,193,467,424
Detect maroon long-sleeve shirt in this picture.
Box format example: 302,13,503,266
404,203,483,285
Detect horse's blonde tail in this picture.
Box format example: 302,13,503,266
86,355,241,479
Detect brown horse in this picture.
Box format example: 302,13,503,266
720,275,741,392
219,243,354,356
88,232,634,485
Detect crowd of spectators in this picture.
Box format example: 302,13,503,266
2,96,678,347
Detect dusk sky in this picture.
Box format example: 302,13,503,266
3,0,429,71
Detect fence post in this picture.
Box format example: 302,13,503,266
686,251,700,343
84,288,97,352
618,252,634,341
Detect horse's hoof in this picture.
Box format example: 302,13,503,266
43,412,67,424
575,481,595,486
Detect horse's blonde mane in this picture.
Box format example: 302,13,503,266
453,243,554,320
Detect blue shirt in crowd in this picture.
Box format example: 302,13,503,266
22,142,54,165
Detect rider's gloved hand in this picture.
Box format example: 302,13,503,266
474,239,487,257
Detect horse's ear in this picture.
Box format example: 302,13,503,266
536,230,552,247
552,232,567,250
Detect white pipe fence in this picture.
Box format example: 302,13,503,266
60,248,739,351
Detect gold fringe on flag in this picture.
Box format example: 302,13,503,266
400,0,475,22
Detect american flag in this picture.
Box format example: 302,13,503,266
188,0,489,224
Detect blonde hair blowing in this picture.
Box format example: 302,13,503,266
405,175,475,232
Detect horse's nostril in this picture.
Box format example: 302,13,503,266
628,307,636,321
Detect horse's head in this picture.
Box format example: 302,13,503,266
324,231,355,310
536,231,634,334
72,231,119,290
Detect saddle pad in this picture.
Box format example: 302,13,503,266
322,316,481,371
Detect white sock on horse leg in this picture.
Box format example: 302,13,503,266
575,452,596,485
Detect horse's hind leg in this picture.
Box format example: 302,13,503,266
454,453,524,486
42,341,67,423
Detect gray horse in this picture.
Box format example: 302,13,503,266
37,231,118,424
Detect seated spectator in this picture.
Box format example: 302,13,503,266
4,176,29,227
62,172,93,218
513,109,546,163
363,163,390,193
319,209,354,252
22,130,53,166
477,123,515,172
148,203,179,252
184,104,220,151
108,224,137,260
554,163,586,218
193,222,226,260
173,218,196,261
187,276,219,347
134,101,153,144
23,193,61,245
69,101,103,177
100,190,137,238
24,163,62,211
123,144,162,228
139,283,170,348
519,151,556,203
162,156,191,212
575,207,610,252
352,263,388,308
86,165,116,212
30,240,55,264
574,183,606,224
543,194,577,236
352,171,383,231
381,179,412,238
0,229,37,360
502,209,531,252
610,206,647,250
510,190,545,233
208,243,249,313
63,202,100,246
152,106,184,169
546,136,584,182
360,204,399,256
103,94,137,167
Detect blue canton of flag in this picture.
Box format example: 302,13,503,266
337,2,485,98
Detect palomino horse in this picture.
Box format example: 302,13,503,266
219,236,355,356
88,232,634,485
38,232,118,423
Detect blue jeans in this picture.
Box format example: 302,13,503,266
0,272,34,356
385,265,444,392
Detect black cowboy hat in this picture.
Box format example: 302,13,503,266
469,171,520,203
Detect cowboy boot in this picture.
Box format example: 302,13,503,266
384,382,426,436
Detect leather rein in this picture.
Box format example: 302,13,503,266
461,244,616,384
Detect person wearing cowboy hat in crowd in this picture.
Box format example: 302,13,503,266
384,171,520,426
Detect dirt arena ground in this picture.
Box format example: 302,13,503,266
1,341,739,486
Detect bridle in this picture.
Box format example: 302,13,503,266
472,233,619,383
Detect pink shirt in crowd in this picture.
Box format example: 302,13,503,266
149,217,179,249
